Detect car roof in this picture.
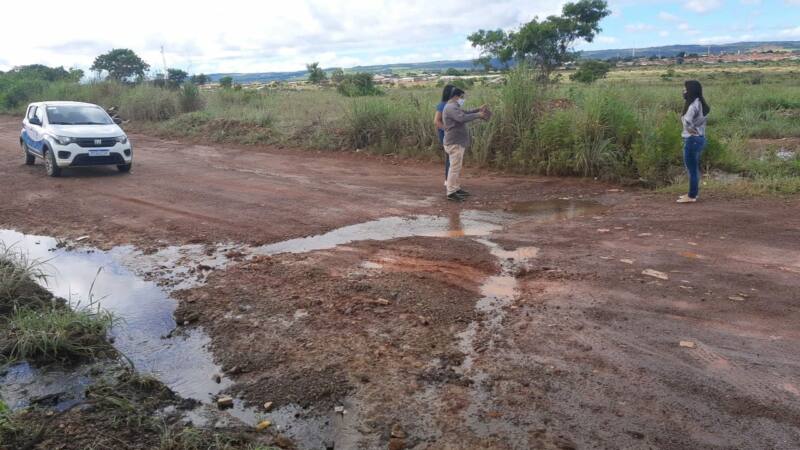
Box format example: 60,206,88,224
32,101,102,108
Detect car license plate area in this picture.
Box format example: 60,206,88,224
89,149,110,157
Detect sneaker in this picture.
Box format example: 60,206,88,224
455,189,470,197
676,195,697,203
447,193,465,202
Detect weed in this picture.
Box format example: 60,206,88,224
2,303,115,362
0,244,52,315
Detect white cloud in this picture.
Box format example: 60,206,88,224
0,0,567,73
697,35,735,44
658,11,680,21
625,23,655,32
659,31,671,37
595,36,619,44
683,0,723,13
780,26,800,37
740,0,761,5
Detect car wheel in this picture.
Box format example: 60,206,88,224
44,148,61,177
117,163,132,173
22,141,35,165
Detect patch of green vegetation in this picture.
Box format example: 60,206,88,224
2,304,115,363
0,244,115,364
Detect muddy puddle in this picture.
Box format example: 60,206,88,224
0,199,604,448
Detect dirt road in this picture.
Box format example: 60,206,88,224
2,115,799,449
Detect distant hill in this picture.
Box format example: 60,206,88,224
579,40,800,60
206,59,478,84
206,40,800,83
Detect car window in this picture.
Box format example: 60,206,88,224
27,106,37,120
45,105,112,125
34,107,44,124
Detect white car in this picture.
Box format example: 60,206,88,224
20,101,133,177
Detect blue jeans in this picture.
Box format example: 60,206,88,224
683,135,706,198
439,129,449,179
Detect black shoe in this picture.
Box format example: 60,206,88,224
455,189,470,197
447,193,465,202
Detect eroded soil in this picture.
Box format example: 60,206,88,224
2,116,799,449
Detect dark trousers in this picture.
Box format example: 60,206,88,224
683,135,706,199
439,129,449,179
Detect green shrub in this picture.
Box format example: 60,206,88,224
337,73,382,97
570,60,611,84
218,76,233,89
119,85,179,121
2,305,115,362
632,111,683,186
178,82,204,113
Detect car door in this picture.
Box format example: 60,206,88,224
25,106,45,155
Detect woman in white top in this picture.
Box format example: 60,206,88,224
678,80,710,203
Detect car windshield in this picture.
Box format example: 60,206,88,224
45,105,113,125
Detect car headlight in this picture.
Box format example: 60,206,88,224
53,135,75,145
116,135,128,144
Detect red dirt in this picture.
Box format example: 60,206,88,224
2,115,799,449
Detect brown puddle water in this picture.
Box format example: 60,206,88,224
0,199,605,449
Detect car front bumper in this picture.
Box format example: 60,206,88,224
51,142,133,168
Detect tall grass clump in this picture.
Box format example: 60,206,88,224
119,84,179,121
178,82,205,113
3,304,115,362
0,244,51,315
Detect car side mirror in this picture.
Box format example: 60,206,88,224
29,117,41,126
113,117,123,125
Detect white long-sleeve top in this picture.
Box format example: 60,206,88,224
681,98,707,138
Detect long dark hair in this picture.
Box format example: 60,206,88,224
440,84,455,103
449,87,465,100
683,80,710,116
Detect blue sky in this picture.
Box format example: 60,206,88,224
1,0,799,74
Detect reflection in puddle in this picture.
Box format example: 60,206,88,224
252,210,506,256
504,198,605,219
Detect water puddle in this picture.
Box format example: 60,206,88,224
0,199,603,448
503,198,606,219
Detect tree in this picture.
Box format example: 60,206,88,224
9,64,71,81
190,73,210,85
569,59,611,83
67,68,84,82
445,68,466,76
166,68,188,88
468,0,611,78
90,48,150,82
218,76,233,89
306,62,327,84
330,68,345,84
336,73,382,97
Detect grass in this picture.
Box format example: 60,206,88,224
2,303,115,363
0,244,51,315
0,244,116,364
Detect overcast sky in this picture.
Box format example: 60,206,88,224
2,0,799,74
